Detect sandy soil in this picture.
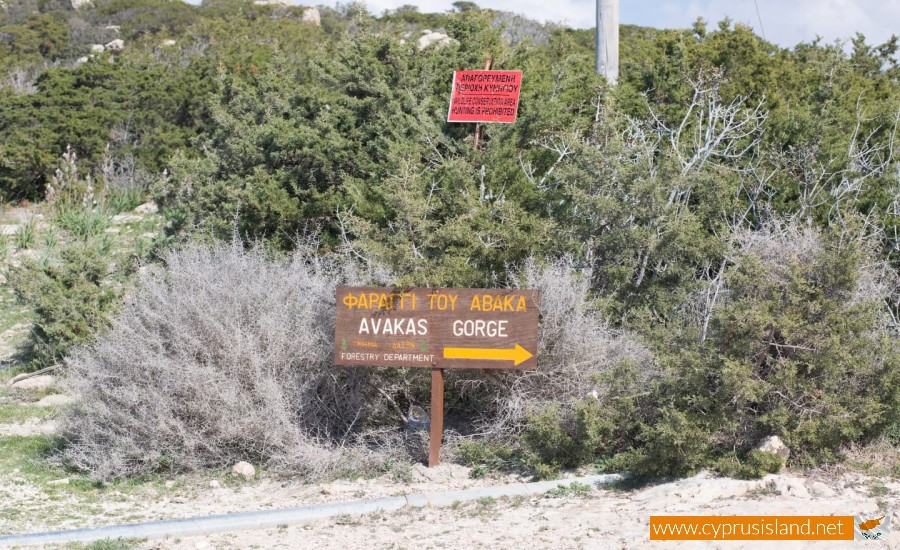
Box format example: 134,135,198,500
0,416,897,550
142,472,899,550
0,419,56,437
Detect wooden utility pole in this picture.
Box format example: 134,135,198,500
595,0,619,85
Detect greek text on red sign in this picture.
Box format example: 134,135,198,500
447,70,522,124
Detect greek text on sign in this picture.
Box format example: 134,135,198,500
334,286,540,370
447,70,522,124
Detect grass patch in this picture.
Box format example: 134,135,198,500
0,435,67,482
841,439,900,479
0,402,55,424
54,208,111,241
62,538,146,549
867,481,892,498
0,285,34,335
14,218,37,250
105,187,146,214
475,496,497,512
745,484,781,499
0,233,9,263
388,462,414,484
544,481,593,498
454,440,522,478
0,435,171,502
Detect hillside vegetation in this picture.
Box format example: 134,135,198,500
1,0,898,480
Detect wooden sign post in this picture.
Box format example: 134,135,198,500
429,368,444,467
334,287,540,467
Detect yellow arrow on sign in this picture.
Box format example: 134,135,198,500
443,344,534,367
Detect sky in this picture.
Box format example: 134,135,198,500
317,0,900,49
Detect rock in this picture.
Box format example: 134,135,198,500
0,224,18,235
70,0,91,8
134,202,158,214
47,478,70,485
112,213,142,223
209,480,220,488
161,39,177,47
164,480,176,489
33,394,75,407
105,25,120,32
75,56,89,66
231,461,256,480
301,7,320,25
417,30,456,50
90,44,105,53
809,481,837,498
10,375,57,391
407,405,429,430
8,372,30,385
755,435,790,462
104,39,125,52
762,475,810,499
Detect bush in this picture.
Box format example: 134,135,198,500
60,239,394,481
483,257,657,432
446,257,659,473
713,450,783,480
9,242,119,365
523,399,614,478
638,221,900,475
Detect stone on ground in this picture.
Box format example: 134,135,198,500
33,394,76,407
231,461,256,480
755,435,790,461
10,375,57,391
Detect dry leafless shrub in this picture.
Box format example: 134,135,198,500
61,242,660,479
60,238,395,481
732,220,899,328
450,256,658,437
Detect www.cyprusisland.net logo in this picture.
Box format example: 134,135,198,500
854,514,891,541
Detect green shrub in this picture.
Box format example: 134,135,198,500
888,420,900,446
9,243,119,365
454,440,518,477
631,406,711,477
523,399,615,477
707,225,900,463
455,440,515,467
641,223,900,475
713,450,783,480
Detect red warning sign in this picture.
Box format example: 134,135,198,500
447,70,522,124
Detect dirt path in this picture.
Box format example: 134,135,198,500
0,371,897,549
137,471,899,550
1,453,897,549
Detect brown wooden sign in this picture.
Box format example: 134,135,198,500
334,286,540,370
